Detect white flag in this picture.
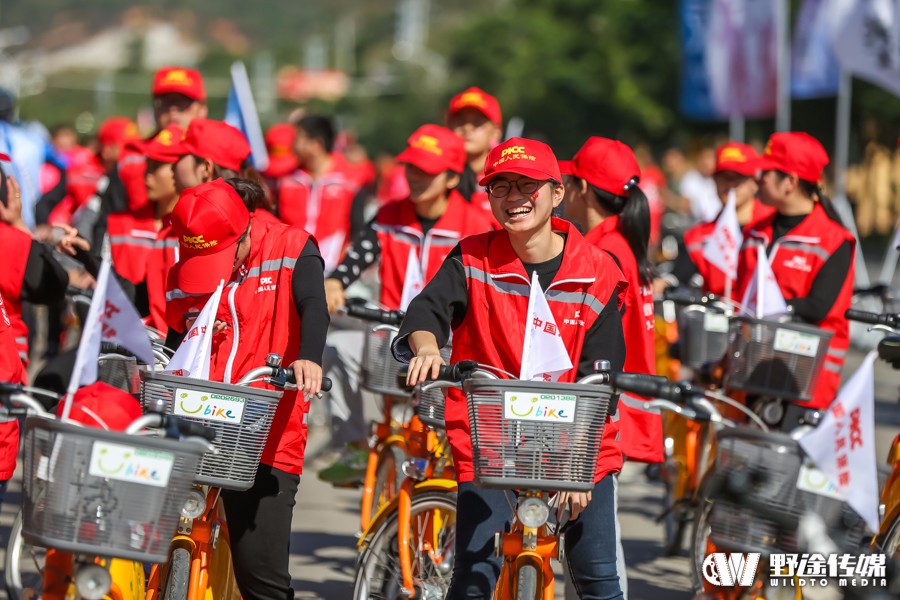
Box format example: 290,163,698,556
63,261,156,416
798,352,880,532
399,247,425,312
741,244,788,317
703,189,742,281
833,0,900,97
519,272,573,381
165,280,225,380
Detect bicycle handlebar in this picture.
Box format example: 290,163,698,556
344,299,405,326
845,308,899,328
236,364,332,392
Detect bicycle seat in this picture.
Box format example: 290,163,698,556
878,336,900,369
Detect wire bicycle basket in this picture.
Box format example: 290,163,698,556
20,416,204,563
139,371,283,490
724,316,833,402
464,379,612,492
97,355,141,395
677,304,731,370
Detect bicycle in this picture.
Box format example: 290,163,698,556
142,355,332,600
3,380,216,600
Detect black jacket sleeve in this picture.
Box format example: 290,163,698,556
21,241,69,304
787,241,853,324
291,239,330,365
577,289,626,378
328,217,381,288
348,188,369,245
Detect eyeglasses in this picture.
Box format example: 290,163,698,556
486,178,554,198
153,95,197,113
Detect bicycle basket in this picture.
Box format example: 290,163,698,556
464,379,612,492
21,416,203,563
139,371,283,490
362,326,451,398
677,305,730,370
97,355,141,395
706,428,885,556
724,316,833,402
414,384,446,430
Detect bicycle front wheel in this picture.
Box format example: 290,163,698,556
515,563,539,600
5,510,46,600
353,490,457,600
367,444,406,520
161,547,191,600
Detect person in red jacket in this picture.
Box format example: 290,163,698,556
678,142,775,295
152,66,208,130
734,132,855,412
563,137,662,465
396,137,627,600
446,86,503,221
318,124,494,484
164,180,328,599
277,115,368,272
0,289,26,505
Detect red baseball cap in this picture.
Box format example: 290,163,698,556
263,123,298,178
714,142,759,177
447,87,502,127
0,153,9,162
571,137,640,196
479,137,561,186
173,118,251,172
170,179,251,294
558,160,574,176
135,124,184,163
152,66,206,102
97,117,140,148
754,132,829,183
61,381,143,431
395,124,467,174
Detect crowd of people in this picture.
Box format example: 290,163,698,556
0,63,863,600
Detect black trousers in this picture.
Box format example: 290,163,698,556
222,465,300,600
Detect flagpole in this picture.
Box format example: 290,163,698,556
775,0,791,132
728,111,745,143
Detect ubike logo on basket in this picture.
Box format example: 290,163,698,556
503,391,576,423
174,388,246,424
796,460,844,500
88,441,174,488
773,328,821,358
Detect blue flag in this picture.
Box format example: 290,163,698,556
225,61,269,172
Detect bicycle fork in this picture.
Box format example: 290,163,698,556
494,491,559,600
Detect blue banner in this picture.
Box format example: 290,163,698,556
224,61,269,172
791,0,841,98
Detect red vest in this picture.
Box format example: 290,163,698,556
0,291,25,479
374,191,494,309
167,220,317,475
107,207,158,284
447,218,627,483
118,146,149,211
684,199,774,296
145,219,178,334
734,203,855,409
276,166,360,271
0,225,32,366
584,217,662,463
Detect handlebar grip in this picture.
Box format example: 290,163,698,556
610,372,697,404
663,288,708,306
345,302,405,326
167,416,218,442
845,308,894,326
278,368,333,392
437,360,479,382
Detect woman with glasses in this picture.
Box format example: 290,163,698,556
394,137,628,600
562,137,662,465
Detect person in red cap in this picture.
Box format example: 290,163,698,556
164,179,328,599
735,132,855,413
395,137,627,600
262,123,299,180
152,66,207,130
317,124,494,485
446,86,503,221
277,114,368,272
676,141,774,296
563,137,662,467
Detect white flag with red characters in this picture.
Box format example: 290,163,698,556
703,189,742,281
165,280,225,380
519,272,573,382
63,261,155,416
798,352,880,532
741,244,788,317
399,247,424,312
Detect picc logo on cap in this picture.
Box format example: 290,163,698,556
182,234,217,250
494,145,536,167
454,92,488,110
764,140,774,156
162,70,193,86
156,130,174,146
720,147,747,162
412,135,443,155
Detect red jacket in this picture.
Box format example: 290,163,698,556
374,191,494,310
167,220,318,475
107,207,158,284
447,218,627,483
734,203,855,409
0,224,33,366
0,291,25,479
684,199,774,296
145,218,178,333
277,166,361,272
584,216,662,463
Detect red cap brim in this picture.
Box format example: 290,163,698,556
558,160,575,176
171,242,237,295
750,156,785,174
0,153,10,162
479,166,559,187
715,161,758,177
396,147,449,175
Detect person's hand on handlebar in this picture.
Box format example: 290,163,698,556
406,331,445,386
324,278,346,314
290,359,323,397
557,490,591,521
